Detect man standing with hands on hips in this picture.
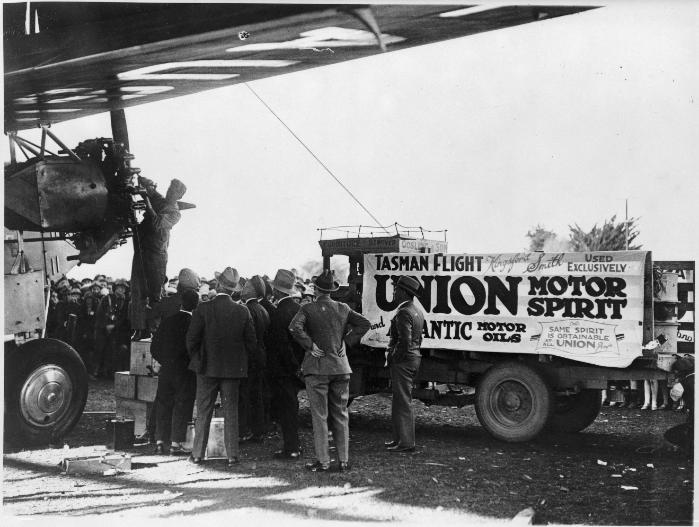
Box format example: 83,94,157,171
385,276,424,453
290,269,370,472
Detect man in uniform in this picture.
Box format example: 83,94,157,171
267,269,304,460
290,269,370,472
385,276,424,453
130,176,186,340
186,267,256,467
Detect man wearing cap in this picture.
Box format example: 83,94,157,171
385,276,425,453
239,275,271,442
54,286,82,348
152,289,200,455
267,269,305,460
92,279,130,378
186,267,256,467
130,177,187,340
147,268,200,333
290,269,370,472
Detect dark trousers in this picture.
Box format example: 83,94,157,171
390,356,421,448
92,329,115,377
155,366,196,443
272,376,302,453
240,367,265,437
192,375,240,459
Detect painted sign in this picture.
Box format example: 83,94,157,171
362,251,649,368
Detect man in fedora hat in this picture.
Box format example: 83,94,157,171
239,275,270,442
186,267,256,467
385,275,425,453
290,269,370,472
130,176,187,340
267,269,305,460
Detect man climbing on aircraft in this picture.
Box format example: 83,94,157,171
130,176,187,340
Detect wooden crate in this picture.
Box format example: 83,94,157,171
115,397,153,437
136,375,159,403
114,371,137,399
129,340,160,375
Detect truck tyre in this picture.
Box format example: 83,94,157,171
4,338,88,446
548,390,602,433
475,362,553,442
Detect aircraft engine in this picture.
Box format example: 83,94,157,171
4,138,144,264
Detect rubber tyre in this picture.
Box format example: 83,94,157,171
4,338,88,446
548,389,603,433
475,361,553,442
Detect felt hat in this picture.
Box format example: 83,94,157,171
272,269,298,296
313,270,339,293
178,268,200,290
395,275,422,297
215,267,242,292
241,280,257,301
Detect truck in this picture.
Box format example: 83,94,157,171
319,226,689,442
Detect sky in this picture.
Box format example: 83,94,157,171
7,0,699,281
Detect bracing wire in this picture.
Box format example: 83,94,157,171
245,83,390,234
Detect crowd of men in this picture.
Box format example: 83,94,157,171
47,265,426,471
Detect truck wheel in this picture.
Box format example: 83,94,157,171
548,390,602,433
4,338,88,446
475,362,553,442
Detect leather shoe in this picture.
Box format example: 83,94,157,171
169,445,190,456
337,461,351,472
384,440,399,448
154,443,165,455
273,449,301,460
387,445,416,453
227,457,240,467
188,456,202,464
305,461,331,472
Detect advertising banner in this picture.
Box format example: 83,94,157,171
362,251,649,368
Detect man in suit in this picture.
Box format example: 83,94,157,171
290,269,370,472
239,275,270,442
267,269,304,460
385,276,425,453
186,267,256,467
151,289,199,455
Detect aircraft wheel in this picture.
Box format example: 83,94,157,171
4,338,88,446
475,362,553,442
548,389,603,433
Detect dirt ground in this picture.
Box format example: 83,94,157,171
2,379,694,524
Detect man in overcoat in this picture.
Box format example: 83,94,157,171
130,177,186,339
267,269,304,459
239,275,270,442
151,289,199,455
385,276,425,453
186,267,256,466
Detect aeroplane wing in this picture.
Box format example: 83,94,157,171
4,3,597,132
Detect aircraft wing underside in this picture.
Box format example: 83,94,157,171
4,3,597,132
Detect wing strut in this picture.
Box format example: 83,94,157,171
110,109,130,151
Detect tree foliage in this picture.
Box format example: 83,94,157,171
568,215,641,252
526,224,557,251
